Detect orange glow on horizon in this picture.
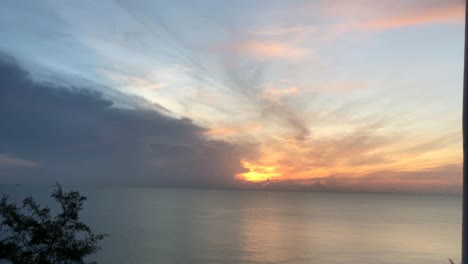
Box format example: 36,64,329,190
236,160,281,182
233,144,462,192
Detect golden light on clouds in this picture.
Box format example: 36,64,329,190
203,124,263,138
232,41,309,60
236,160,281,182
7,0,460,193
229,124,462,192
356,1,464,31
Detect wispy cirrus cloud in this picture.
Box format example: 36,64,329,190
100,69,168,91
0,0,462,193
236,115,461,190
315,81,368,93
250,26,317,38
323,0,464,33
0,154,39,168
203,123,263,138
357,5,464,31
221,40,310,60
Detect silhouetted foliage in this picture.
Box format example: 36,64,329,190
0,185,106,264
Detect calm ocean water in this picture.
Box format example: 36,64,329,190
0,186,461,264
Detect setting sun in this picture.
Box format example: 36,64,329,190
236,160,281,182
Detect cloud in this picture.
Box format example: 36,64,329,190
227,40,309,60
323,0,464,34
0,53,247,187
250,26,317,38
203,123,263,138
10,0,312,143
0,154,39,168
209,43,311,140
100,69,168,91
357,1,464,31
402,132,461,155
262,86,300,99
347,164,463,193
317,81,367,93
235,111,462,194
242,164,462,194
0,1,460,194
258,97,310,140
0,51,460,193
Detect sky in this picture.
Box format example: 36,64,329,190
0,0,465,194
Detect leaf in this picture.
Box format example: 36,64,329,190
0,185,106,264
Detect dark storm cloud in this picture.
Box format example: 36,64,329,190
0,54,246,186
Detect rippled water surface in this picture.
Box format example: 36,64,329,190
1,186,461,264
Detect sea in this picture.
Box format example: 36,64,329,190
0,185,461,264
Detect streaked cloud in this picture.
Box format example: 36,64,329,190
203,123,263,138
262,86,300,99
0,154,39,168
316,81,367,93
250,26,317,37
224,40,310,60
323,0,464,34
236,117,461,188
358,1,464,31
0,0,463,193
100,69,168,91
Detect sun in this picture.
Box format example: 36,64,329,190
236,160,281,182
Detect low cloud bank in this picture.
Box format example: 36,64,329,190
0,54,246,187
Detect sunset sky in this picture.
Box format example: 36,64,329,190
0,0,465,193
